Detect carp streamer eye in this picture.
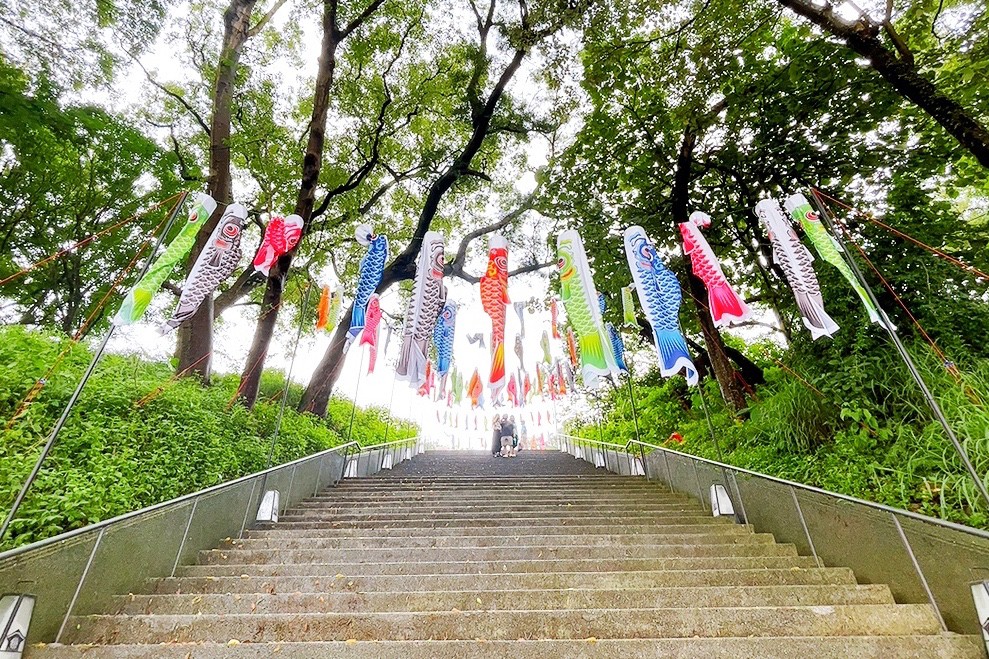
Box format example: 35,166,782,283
557,258,565,269
222,223,240,238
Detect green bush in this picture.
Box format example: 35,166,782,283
0,326,416,550
570,339,989,530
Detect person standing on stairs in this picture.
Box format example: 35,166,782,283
491,415,503,457
500,414,517,457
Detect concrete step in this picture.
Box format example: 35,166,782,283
197,542,798,566
113,584,897,615
61,604,944,644
276,510,715,523
27,635,986,658
224,531,780,551
176,555,821,578
243,522,759,538
285,506,708,516
150,567,859,595
303,496,690,507
262,515,730,530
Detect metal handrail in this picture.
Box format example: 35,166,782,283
557,432,989,541
0,435,420,562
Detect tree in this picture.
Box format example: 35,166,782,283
170,0,290,381
0,60,181,334
775,0,989,169
297,0,593,416
234,0,405,407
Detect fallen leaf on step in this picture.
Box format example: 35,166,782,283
586,637,597,643
335,574,345,579
227,639,240,646
345,639,358,645
476,598,482,605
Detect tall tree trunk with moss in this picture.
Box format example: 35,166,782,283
174,0,258,381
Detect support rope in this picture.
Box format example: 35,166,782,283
5,199,180,429
0,193,184,288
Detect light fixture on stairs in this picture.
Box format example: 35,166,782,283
255,490,280,524
0,594,34,659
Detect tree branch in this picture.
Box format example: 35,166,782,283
248,0,289,36
340,0,388,38
126,48,211,137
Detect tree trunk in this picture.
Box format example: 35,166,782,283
236,0,342,407
297,47,529,416
777,0,989,168
298,302,353,414
671,128,748,411
175,0,257,382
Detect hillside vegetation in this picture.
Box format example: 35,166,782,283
0,327,414,551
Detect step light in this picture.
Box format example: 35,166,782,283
0,594,34,658
255,490,280,524
710,484,735,518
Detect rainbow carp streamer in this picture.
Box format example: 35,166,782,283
556,230,619,388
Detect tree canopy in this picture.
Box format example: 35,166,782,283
2,0,989,524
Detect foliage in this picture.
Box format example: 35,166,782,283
0,326,416,551
0,59,183,335
570,337,989,528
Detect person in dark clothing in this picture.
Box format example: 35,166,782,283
491,416,503,457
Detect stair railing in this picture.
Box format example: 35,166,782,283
556,432,989,641
0,435,423,648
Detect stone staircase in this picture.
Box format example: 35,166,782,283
31,450,981,657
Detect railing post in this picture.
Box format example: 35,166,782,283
284,464,297,514
171,498,198,577
789,486,822,568
239,478,258,537
730,471,748,525
662,450,674,490
892,513,948,631
691,460,705,503
56,527,105,643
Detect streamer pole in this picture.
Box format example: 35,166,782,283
382,347,399,442
626,371,642,444
262,281,314,471
809,188,989,510
0,191,189,545
694,375,743,521
346,344,366,443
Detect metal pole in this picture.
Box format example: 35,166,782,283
382,366,399,443
0,192,189,545
346,349,367,443
790,485,822,568
56,527,106,643
810,189,989,511
695,379,739,518
626,373,642,444
264,282,314,471
171,498,199,577
256,281,313,503
891,512,948,631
